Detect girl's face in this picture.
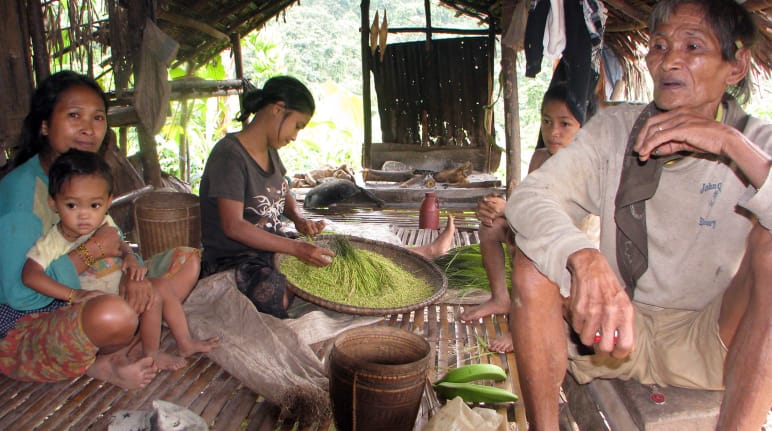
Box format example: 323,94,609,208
42,85,107,158
540,100,581,155
269,103,312,150
49,174,112,240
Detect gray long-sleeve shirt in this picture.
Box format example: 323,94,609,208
506,103,772,310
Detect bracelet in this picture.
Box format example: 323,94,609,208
66,289,74,305
76,243,97,268
94,240,106,259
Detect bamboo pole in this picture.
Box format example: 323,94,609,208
501,4,521,192
361,0,373,169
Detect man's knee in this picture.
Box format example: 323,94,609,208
81,295,138,347
511,247,557,304
479,217,510,243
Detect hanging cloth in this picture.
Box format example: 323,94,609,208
135,19,178,135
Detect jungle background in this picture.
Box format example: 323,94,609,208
52,0,771,193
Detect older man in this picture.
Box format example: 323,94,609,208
505,0,771,429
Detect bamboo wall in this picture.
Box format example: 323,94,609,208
371,37,493,150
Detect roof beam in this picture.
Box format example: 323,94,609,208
603,0,650,28
157,11,228,41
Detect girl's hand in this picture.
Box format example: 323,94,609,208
296,218,327,237
71,289,105,304
121,254,148,281
476,194,506,227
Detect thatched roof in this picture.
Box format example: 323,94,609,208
38,0,770,87
156,0,301,69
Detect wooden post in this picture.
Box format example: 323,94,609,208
231,32,244,81
361,0,372,169
27,0,49,82
0,0,35,162
501,4,521,193
485,11,497,174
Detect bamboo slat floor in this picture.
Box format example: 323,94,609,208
0,213,527,430
0,305,522,430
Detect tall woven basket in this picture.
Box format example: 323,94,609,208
133,191,201,259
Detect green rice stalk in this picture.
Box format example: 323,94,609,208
280,237,435,308
434,244,512,293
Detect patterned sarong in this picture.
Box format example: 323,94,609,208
0,303,97,381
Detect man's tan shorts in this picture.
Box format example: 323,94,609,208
568,295,727,390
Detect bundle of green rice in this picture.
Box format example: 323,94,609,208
280,236,434,308
433,243,511,295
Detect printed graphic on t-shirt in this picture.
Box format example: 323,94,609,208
698,181,722,229
246,182,287,230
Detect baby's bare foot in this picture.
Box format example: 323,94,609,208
151,351,187,370
178,337,220,358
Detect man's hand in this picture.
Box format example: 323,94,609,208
295,218,327,237
476,194,506,227
567,248,634,358
634,108,736,161
119,274,154,314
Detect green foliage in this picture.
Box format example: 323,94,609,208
48,0,770,192
433,243,512,295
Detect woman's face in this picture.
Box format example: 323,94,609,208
42,85,107,157
540,100,581,155
269,104,312,150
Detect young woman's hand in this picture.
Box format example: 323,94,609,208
71,289,105,304
295,241,335,267
121,254,148,281
295,218,327,237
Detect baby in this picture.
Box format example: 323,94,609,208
22,149,217,369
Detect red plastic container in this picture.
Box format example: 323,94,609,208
418,192,439,229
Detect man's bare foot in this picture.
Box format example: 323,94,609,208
460,298,510,322
413,215,456,259
178,337,220,358
487,334,514,353
86,354,157,390
150,351,187,370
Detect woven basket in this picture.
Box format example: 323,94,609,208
328,326,431,431
133,191,201,259
276,235,447,316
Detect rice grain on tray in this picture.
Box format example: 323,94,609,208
280,237,434,308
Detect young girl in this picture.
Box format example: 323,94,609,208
0,71,199,389
459,83,589,353
21,150,217,369
199,76,334,318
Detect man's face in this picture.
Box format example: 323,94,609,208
645,4,738,117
